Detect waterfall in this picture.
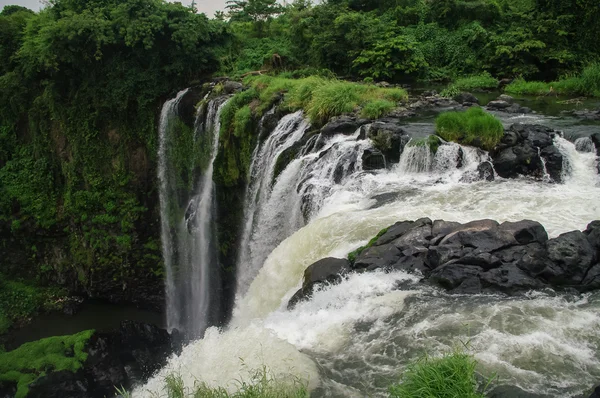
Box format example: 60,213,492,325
158,93,229,337
396,141,433,173
236,128,370,295
575,136,595,153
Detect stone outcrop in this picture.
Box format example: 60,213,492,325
491,124,563,182
289,219,600,306
25,322,180,398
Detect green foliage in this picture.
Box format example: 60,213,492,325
504,64,600,97
388,349,485,398
348,227,389,264
578,63,600,97
361,99,395,119
435,107,504,151
0,330,94,398
452,72,498,91
159,366,309,398
0,276,67,334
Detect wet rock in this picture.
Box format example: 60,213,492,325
488,385,550,398
367,122,410,165
429,264,481,290
454,92,479,105
497,94,514,102
487,100,511,109
543,231,595,284
361,148,386,170
585,220,600,261
375,219,432,246
581,264,600,291
589,384,600,398
476,161,495,181
499,220,548,245
321,115,368,136
288,258,351,308
222,81,243,94
354,244,403,271
492,124,562,182
426,245,469,269
591,133,600,157
572,109,600,121
480,264,544,293
27,370,89,398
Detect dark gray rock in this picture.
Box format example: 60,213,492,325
480,264,544,293
354,244,403,271
367,122,410,165
439,224,516,253
497,94,514,102
27,370,89,398
487,100,511,109
429,264,481,290
585,220,600,261
540,145,564,182
591,133,600,156
321,115,368,136
454,92,480,105
374,218,432,246
362,148,386,171
589,384,600,398
581,264,600,291
391,224,433,250
543,231,595,284
476,161,495,181
288,258,351,308
488,385,550,398
499,220,548,245
223,81,244,94
426,245,470,269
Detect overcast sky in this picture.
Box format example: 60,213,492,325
0,0,228,17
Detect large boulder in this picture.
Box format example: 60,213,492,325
454,92,479,105
361,148,386,171
542,231,595,285
288,258,351,308
492,124,563,182
366,122,411,165
321,115,368,136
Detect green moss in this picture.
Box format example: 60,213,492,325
347,227,389,264
0,276,68,334
435,107,504,151
0,330,94,398
388,349,486,398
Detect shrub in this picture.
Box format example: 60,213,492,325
579,63,600,96
453,72,498,91
389,350,486,398
0,330,94,398
435,107,504,151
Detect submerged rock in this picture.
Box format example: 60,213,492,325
454,92,479,105
290,218,600,307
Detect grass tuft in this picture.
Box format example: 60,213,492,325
504,64,600,97
361,99,396,119
435,107,503,151
0,330,94,398
453,72,498,91
389,349,485,398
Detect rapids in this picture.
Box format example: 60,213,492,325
142,105,600,397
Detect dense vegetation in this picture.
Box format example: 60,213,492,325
436,107,504,150
0,330,93,397
1,0,599,334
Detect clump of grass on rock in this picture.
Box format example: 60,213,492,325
435,107,503,151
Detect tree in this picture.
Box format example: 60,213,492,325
226,0,283,22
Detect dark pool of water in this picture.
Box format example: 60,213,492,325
4,300,164,350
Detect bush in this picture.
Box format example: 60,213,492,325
452,72,498,91
435,107,504,151
579,63,600,96
361,99,395,119
389,350,485,398
504,78,551,96
0,330,94,398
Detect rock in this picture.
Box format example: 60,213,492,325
453,276,482,294
585,220,600,261
391,224,433,250
321,115,368,136
589,384,600,398
499,220,548,245
454,92,479,105
362,148,386,170
540,145,564,182
27,370,89,398
591,133,600,157
222,80,243,94
543,231,595,284
498,78,514,87
476,161,495,181
497,94,514,102
439,222,517,252
488,385,550,398
572,109,600,121
375,219,432,246
367,122,410,164
492,124,562,181
581,264,600,291
426,245,469,269
480,264,544,293
354,244,403,271
288,258,351,308
487,100,511,109
429,264,481,290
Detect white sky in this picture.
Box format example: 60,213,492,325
0,0,228,17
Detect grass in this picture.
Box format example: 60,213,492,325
0,330,94,398
504,63,600,97
389,349,488,398
348,227,389,264
435,107,504,151
244,74,408,125
0,275,68,334
453,72,498,91
149,366,309,398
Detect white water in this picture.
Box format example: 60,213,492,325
157,89,189,332
158,94,228,336
144,117,600,397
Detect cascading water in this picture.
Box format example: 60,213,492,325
158,93,229,337
142,108,600,397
